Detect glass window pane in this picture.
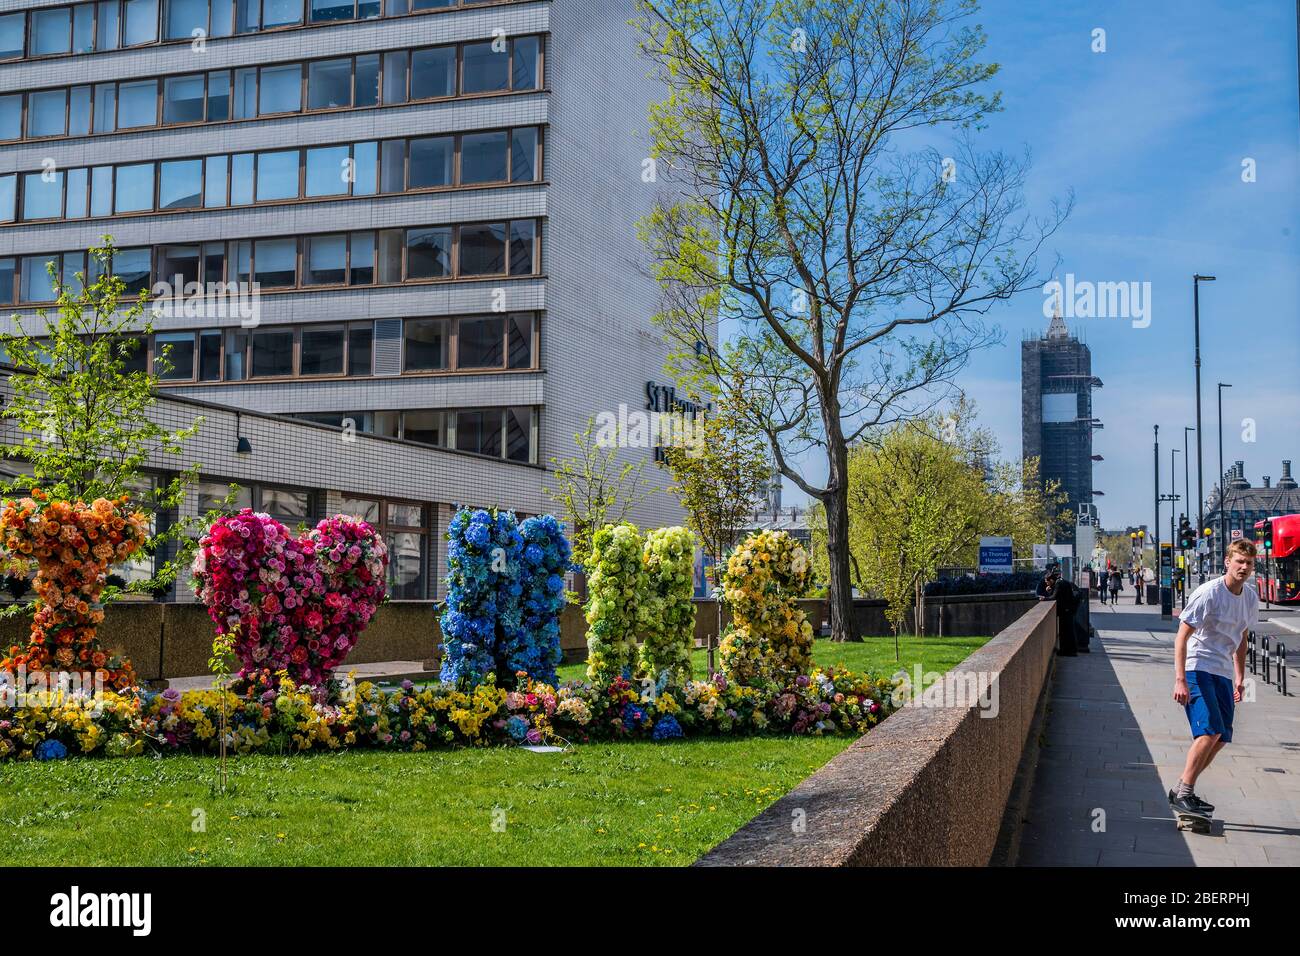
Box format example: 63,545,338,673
164,0,206,40
340,497,379,522
199,330,222,380
304,234,346,285
96,2,121,50
233,68,257,118
22,171,63,220
377,229,403,283
69,86,92,135
387,502,423,527
32,9,72,56
461,130,508,184
91,166,113,216
459,222,507,276
28,90,67,137
506,407,531,462
233,240,251,284
260,487,308,522
463,41,509,94
93,84,116,132
230,152,254,204
355,54,379,107
235,0,258,32
347,323,372,374
510,219,535,275
406,227,451,279
204,155,228,207
207,70,230,120
0,95,21,140
158,244,199,287
512,36,540,90
203,242,225,283
0,175,14,222
61,252,86,293
374,410,400,437
455,409,501,458
73,5,95,53
0,259,14,303
310,0,353,22
511,127,538,182
259,65,301,114
163,73,205,123
507,312,532,368
380,139,405,193
159,159,202,208
402,412,441,447
198,480,252,513
114,247,152,294
349,231,374,285
123,0,159,45
210,0,233,36
358,0,378,18
403,318,447,370
225,329,248,379
305,145,349,196
382,50,407,104
308,57,351,109
253,238,297,287
251,329,295,376
411,46,456,99
22,257,59,303
115,163,156,212
300,326,344,374
118,80,158,128
408,136,452,188
256,149,299,201
65,167,88,218
155,331,196,380
262,0,302,28
458,316,503,369
386,531,425,600
0,13,25,60
352,141,377,195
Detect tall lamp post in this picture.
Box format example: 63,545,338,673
1217,382,1232,568
1184,425,1194,575
1193,274,1216,583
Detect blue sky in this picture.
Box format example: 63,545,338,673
781,0,1300,533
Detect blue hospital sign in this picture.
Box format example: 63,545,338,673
978,536,1014,574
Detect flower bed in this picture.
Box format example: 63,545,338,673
0,664,895,761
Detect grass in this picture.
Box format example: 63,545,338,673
1,634,988,866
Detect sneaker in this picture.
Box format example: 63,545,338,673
1167,789,1209,818
1188,794,1215,814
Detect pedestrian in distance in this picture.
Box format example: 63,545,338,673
1108,567,1122,604
1037,564,1078,656
1168,539,1259,832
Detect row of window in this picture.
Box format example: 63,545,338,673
0,35,541,143
1,127,541,224
0,0,512,63
287,406,535,463
0,219,540,304
133,313,535,382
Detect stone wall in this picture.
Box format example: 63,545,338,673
694,601,1058,867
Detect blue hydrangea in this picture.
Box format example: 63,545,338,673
652,715,684,740
34,739,68,761
505,715,530,741
622,702,648,732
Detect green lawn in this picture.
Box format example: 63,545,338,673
1,634,988,866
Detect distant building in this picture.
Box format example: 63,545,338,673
1021,309,1103,544
1204,460,1300,567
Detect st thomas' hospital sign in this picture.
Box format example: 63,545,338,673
593,382,713,463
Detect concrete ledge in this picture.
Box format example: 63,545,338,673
694,601,1057,867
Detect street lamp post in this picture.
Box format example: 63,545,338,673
1193,274,1216,583
1217,382,1232,569
1184,425,1194,575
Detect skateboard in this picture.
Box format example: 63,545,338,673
1175,809,1212,834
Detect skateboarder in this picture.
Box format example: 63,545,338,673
1168,539,1258,828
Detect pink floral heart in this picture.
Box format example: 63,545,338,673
193,510,389,685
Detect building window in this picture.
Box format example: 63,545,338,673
458,222,506,276
407,227,452,279
411,45,456,99
462,40,509,94
408,136,453,189
32,9,72,57
28,90,68,138
164,0,207,39
163,74,206,123
118,80,159,128
22,172,64,221
253,237,296,287
300,326,345,375
155,331,196,380
259,64,302,114
404,318,448,371
457,316,503,369
348,323,372,375
250,327,294,377
402,410,442,446
159,159,203,209
382,500,427,600
305,146,350,197
256,149,299,200
123,0,159,46
0,95,21,140
453,409,501,458
308,57,352,108
0,13,24,60
304,234,346,285
460,130,508,184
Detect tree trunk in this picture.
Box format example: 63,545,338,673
822,438,858,643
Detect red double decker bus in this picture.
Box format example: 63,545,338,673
1253,514,1300,604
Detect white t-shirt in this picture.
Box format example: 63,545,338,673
1179,577,1258,680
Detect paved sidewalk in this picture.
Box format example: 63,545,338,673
1017,601,1300,866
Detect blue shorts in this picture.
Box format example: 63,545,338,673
1184,671,1234,743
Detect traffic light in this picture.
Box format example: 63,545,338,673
1177,516,1194,550
1261,518,1273,549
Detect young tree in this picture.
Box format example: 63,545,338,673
543,418,658,572
635,0,1067,641
1,239,204,604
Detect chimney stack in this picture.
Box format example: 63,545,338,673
1279,460,1298,490
1263,476,1271,488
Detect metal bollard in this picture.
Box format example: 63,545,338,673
1261,636,1271,685
1277,643,1287,696
1248,631,1256,674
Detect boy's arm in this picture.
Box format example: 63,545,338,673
1173,621,1192,704
1234,629,1248,701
